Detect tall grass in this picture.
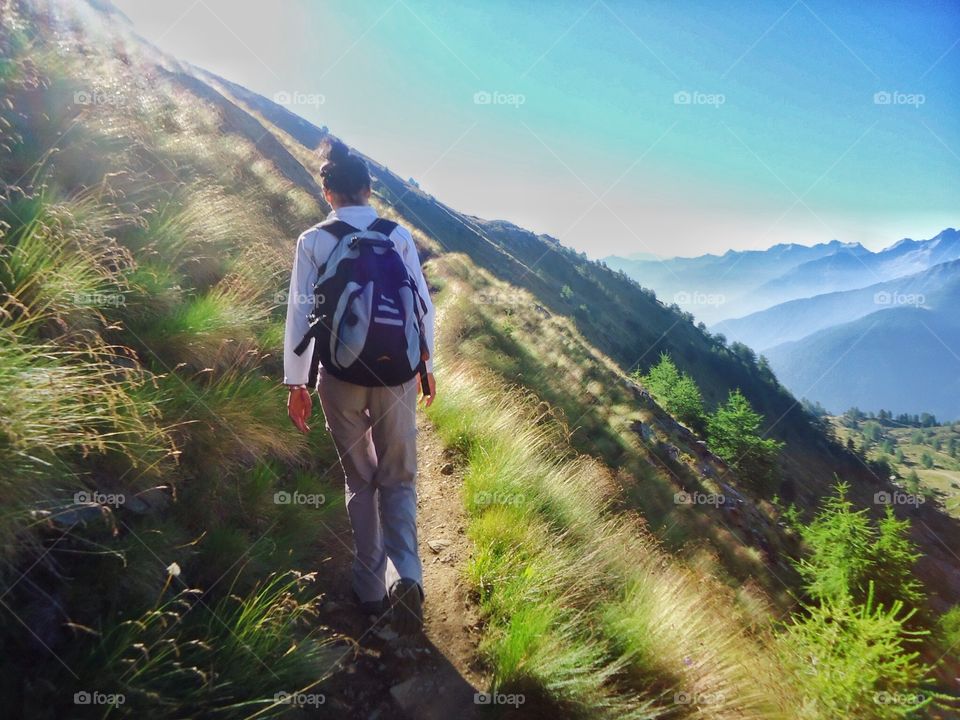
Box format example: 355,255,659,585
48,571,338,720
429,362,798,719
1,7,346,719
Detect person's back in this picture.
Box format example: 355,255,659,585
282,139,435,634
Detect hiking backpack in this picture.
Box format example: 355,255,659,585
292,217,430,388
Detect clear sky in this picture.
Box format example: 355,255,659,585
111,0,960,258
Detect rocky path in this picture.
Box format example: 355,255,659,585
310,414,486,719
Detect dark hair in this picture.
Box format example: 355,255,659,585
319,138,371,203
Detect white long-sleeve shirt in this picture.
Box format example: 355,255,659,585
282,205,435,385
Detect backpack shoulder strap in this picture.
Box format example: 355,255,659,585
367,218,398,236
317,219,359,241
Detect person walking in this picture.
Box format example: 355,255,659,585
283,139,436,634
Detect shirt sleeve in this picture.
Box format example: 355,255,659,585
283,230,319,385
397,227,436,373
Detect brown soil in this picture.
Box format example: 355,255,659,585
309,414,487,719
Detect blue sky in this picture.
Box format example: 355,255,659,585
113,0,960,258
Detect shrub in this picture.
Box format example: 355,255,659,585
796,483,924,611
779,585,932,720
706,389,783,490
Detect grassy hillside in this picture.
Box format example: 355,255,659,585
3,1,960,718
831,415,960,519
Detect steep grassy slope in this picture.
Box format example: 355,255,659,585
3,1,960,718
215,45,960,606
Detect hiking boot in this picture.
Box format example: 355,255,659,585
352,589,387,618
389,578,423,635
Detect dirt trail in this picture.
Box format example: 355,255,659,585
311,414,487,719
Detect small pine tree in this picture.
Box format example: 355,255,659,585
642,353,705,430
797,482,874,603
921,452,934,469
905,470,921,494
669,374,705,429
707,389,783,490
870,506,925,611
779,585,932,720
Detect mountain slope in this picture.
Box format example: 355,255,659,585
714,259,960,350
765,306,960,419
749,228,960,311
4,1,960,717
605,239,850,322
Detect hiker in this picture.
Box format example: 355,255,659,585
282,139,436,635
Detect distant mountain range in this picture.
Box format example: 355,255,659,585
714,258,960,351
608,229,960,418
605,228,960,324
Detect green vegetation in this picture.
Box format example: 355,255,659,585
795,483,924,610
3,1,960,717
779,484,935,719
636,352,705,431
1,6,341,716
707,390,784,491
429,361,795,718
831,412,960,518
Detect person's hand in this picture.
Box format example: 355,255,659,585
418,372,436,408
286,386,312,433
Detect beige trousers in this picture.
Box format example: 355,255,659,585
316,368,422,602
